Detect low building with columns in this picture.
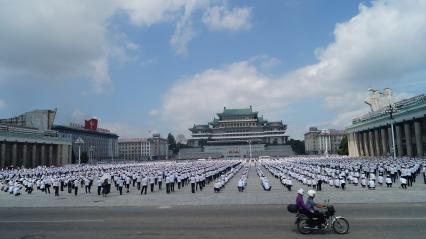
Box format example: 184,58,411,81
304,127,346,155
0,109,72,169
346,94,426,157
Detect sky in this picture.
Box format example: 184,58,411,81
1,0,426,140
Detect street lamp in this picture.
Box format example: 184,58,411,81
385,103,397,159
371,88,397,159
74,137,84,165
320,129,329,157
89,146,95,164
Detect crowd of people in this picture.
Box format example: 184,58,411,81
1,156,425,199
261,156,426,191
0,160,242,197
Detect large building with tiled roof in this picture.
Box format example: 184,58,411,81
184,106,293,159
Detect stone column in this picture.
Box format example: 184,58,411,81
48,144,53,166
381,128,388,156
31,144,37,168
359,132,365,156
56,144,63,166
404,122,413,157
368,131,375,157
374,129,381,156
363,131,370,156
356,132,362,156
414,120,423,157
395,125,403,157
22,143,28,168
0,143,6,169
40,144,46,166
388,126,394,156
12,143,17,167
68,145,72,164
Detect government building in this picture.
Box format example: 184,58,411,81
182,106,294,159
346,93,426,157
53,118,119,162
0,109,72,169
119,134,168,161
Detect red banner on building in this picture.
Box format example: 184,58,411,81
84,118,98,131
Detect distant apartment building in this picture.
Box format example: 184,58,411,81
304,127,346,155
119,134,168,160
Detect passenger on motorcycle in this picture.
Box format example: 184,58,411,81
306,190,326,225
295,188,310,214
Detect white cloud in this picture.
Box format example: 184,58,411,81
149,109,160,116
90,55,112,94
202,6,252,31
0,100,6,109
157,0,426,135
0,0,253,91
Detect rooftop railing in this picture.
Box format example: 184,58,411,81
352,94,426,125
0,124,71,143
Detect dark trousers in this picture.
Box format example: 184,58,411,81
97,186,101,195
119,186,123,195
171,182,174,192
191,183,195,193
137,182,141,190
178,182,181,189
85,186,91,194
54,186,59,196
141,185,147,194
150,184,154,192
166,183,170,193
159,181,162,190
74,187,78,196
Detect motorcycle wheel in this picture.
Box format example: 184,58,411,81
332,217,350,234
297,219,313,234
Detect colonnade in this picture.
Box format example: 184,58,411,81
0,142,72,169
348,117,426,157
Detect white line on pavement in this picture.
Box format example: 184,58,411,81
354,218,426,220
0,219,105,223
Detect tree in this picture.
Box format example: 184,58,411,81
289,139,305,155
337,136,349,155
167,133,177,154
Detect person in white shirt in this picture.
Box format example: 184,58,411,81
214,180,221,193
377,175,384,185
385,175,392,187
190,175,196,193
368,179,375,190
53,178,60,196
237,178,244,192
73,179,79,196
141,175,148,195
400,177,407,189
117,177,124,195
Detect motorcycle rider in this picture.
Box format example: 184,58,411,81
295,188,311,214
306,190,326,226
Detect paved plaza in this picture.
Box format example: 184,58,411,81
2,162,425,208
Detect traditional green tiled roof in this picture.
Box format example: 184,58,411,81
218,107,257,116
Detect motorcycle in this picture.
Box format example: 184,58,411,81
287,200,350,234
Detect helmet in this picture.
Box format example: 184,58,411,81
297,188,304,195
307,190,316,197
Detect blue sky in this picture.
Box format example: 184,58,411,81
1,0,426,140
